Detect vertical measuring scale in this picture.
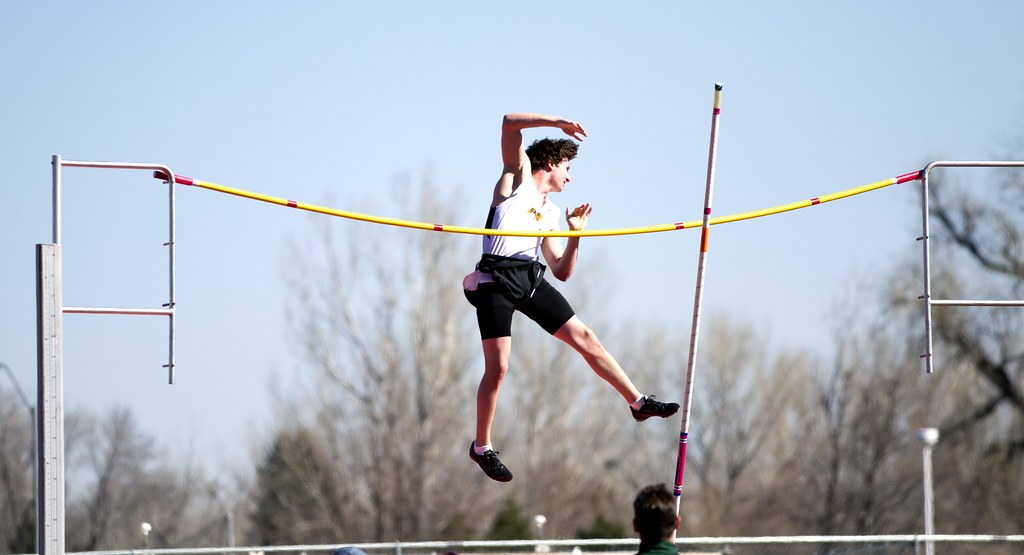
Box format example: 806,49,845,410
36,243,65,555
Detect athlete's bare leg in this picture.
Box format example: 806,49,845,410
553,315,642,402
476,336,512,447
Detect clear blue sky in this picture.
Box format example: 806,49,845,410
3,2,1023,478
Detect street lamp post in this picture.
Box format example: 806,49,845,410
225,510,235,551
210,485,237,550
534,514,547,552
141,522,152,549
917,427,939,555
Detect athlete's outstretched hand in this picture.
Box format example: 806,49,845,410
558,119,587,141
566,203,593,231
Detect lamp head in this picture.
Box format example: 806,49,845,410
917,427,939,447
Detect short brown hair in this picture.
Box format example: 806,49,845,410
526,138,578,170
633,484,677,541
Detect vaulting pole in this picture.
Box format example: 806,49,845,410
673,82,723,523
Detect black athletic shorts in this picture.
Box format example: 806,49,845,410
464,279,575,339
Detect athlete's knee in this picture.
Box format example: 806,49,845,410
579,327,607,354
562,322,605,355
482,358,509,382
481,337,512,380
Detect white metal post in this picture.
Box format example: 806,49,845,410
36,244,65,555
923,443,935,555
919,163,934,374
52,155,61,244
918,428,939,555
166,162,177,384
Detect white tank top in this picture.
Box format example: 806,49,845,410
481,183,560,261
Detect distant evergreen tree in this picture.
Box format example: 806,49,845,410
576,514,627,539
438,511,476,540
251,426,346,544
7,506,35,553
486,498,533,540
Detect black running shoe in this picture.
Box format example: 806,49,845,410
631,395,680,422
469,442,513,482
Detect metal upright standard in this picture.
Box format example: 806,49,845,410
36,156,178,555
36,243,64,555
673,83,724,520
918,161,1024,373
51,155,179,381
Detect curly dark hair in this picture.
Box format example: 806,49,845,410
633,484,677,541
525,138,579,170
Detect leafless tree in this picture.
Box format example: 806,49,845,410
63,406,221,550
926,162,1024,441
280,172,480,541
677,315,800,534
0,389,35,553
753,281,934,538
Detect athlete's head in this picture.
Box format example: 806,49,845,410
633,483,679,542
526,138,578,172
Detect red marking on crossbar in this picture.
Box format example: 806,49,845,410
811,197,820,205
287,200,298,208
433,224,443,231
675,222,687,230
153,171,194,186
896,170,923,184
